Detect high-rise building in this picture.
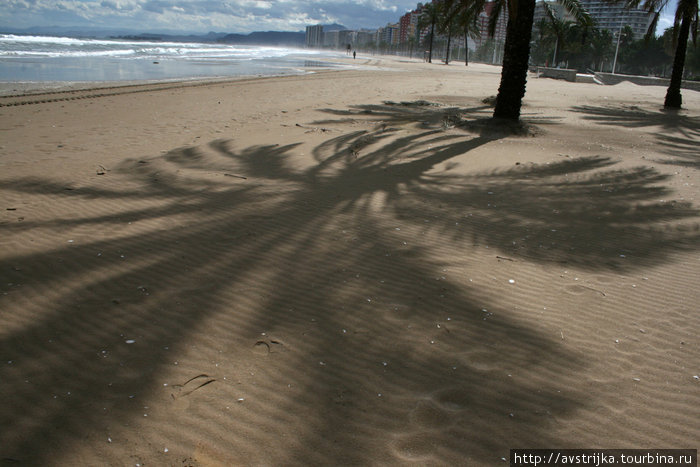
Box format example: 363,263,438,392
323,30,340,47
533,0,575,28
305,25,323,47
532,0,577,42
399,4,424,43
578,0,654,40
473,1,508,49
355,30,377,46
383,23,401,45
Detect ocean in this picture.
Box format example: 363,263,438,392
0,34,349,83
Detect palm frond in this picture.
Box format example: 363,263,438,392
488,0,504,37
544,2,557,23
672,6,684,44
557,0,593,27
644,11,660,40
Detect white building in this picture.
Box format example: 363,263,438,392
305,25,323,48
579,0,654,40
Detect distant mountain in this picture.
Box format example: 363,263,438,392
0,25,359,46
321,24,348,31
0,25,141,38
220,31,305,46
0,26,234,40
112,32,229,43
1,26,308,46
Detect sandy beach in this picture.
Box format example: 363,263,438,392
1,56,699,465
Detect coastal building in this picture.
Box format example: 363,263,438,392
532,0,577,41
473,1,508,50
533,0,576,26
375,27,385,46
532,0,653,40
355,30,377,46
399,4,424,43
322,30,340,47
579,0,654,39
305,25,323,47
382,23,401,45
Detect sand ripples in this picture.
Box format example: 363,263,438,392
1,94,699,464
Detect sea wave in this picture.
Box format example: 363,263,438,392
0,34,322,61
0,34,343,82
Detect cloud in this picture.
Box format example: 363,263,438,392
0,0,422,33
657,15,674,31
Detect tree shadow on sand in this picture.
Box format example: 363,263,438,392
0,102,698,464
572,104,700,168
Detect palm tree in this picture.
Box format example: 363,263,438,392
541,2,579,67
408,36,418,58
589,28,615,71
493,0,539,119
419,1,443,63
437,1,461,64
447,0,591,120
445,0,482,65
623,0,698,108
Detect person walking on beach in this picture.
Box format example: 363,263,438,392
353,51,356,59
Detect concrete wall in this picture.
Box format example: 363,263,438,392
529,67,700,91
534,67,578,82
594,72,700,92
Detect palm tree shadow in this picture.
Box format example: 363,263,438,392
571,104,700,168
0,100,697,463
306,102,698,270
314,99,560,138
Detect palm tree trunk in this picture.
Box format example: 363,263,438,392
446,33,452,64
465,31,469,66
494,0,537,120
664,14,690,108
429,21,435,63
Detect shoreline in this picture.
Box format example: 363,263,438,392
0,54,389,98
0,68,346,97
0,35,354,88
0,53,422,100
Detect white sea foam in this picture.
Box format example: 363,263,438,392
0,34,343,82
0,34,322,60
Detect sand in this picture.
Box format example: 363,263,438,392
1,56,699,466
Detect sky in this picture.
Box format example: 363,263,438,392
0,0,423,34
0,0,681,35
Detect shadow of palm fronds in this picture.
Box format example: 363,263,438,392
0,99,697,464
572,104,700,168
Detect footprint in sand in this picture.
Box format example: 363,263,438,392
408,399,452,428
383,303,415,324
564,284,606,296
392,389,475,461
594,275,615,284
564,284,588,295
252,339,285,355
392,432,441,462
171,374,216,402
434,388,473,411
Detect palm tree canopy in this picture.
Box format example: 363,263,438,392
622,0,698,44
616,0,697,107
442,0,483,37
443,0,591,120
444,0,591,38
418,1,442,32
